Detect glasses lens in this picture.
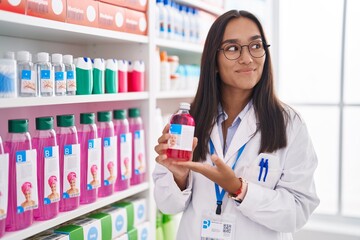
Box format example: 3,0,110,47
249,41,265,58
223,43,241,60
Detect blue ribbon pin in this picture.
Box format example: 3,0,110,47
258,158,269,182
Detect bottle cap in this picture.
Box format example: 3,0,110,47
51,53,63,64
37,52,49,62
129,108,140,118
180,102,190,110
105,59,118,71
80,113,95,124
93,58,105,70
160,51,168,62
117,59,128,71
97,111,112,122
63,55,73,64
36,116,54,130
56,114,75,127
8,119,29,133
113,109,126,120
16,51,30,62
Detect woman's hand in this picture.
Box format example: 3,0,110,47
174,154,242,194
154,124,198,190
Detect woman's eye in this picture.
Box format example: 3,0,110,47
225,45,239,52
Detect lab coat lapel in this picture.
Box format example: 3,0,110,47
209,123,224,160
224,106,257,164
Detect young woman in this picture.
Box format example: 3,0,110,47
153,10,320,240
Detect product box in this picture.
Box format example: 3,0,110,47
55,218,102,240
136,221,150,240
0,0,26,14
113,228,137,240
113,197,147,228
97,2,125,32
98,0,147,12
26,230,70,240
87,212,112,240
101,206,128,238
124,8,147,35
26,0,66,22
66,0,98,28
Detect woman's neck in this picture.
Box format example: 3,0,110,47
221,89,252,123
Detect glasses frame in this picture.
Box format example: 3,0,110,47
218,40,271,60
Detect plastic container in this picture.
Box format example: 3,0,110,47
128,60,145,92
52,53,66,96
129,108,146,185
105,59,118,94
63,55,77,95
92,58,105,94
0,136,9,238
117,59,128,93
97,111,117,197
113,109,132,191
17,51,36,97
167,102,195,161
0,58,17,98
76,57,93,95
33,116,60,220
56,115,80,212
79,113,101,205
5,119,35,231
36,52,54,97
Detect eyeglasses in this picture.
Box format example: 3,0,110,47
218,40,270,60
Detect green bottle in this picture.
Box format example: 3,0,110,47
105,59,118,94
156,210,164,240
75,57,93,95
162,214,176,240
92,58,105,94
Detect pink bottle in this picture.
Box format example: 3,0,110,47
5,119,34,231
117,60,128,93
0,136,7,238
56,114,80,212
127,60,145,92
97,111,117,198
113,109,132,191
129,108,146,185
167,102,195,161
33,116,60,220
79,113,100,204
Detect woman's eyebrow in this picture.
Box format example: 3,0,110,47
221,35,262,45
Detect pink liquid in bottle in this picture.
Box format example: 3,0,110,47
167,102,195,161
127,61,145,92
113,109,131,191
33,116,59,220
129,108,146,185
0,136,6,237
5,119,33,231
79,113,99,204
117,60,128,93
56,114,80,212
97,111,116,198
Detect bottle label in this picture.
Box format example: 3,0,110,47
87,138,101,190
63,144,80,199
55,71,66,94
20,69,36,94
66,70,77,92
134,130,146,175
120,133,132,180
40,69,53,93
168,124,195,151
103,136,117,186
15,149,38,213
44,146,60,204
0,153,9,219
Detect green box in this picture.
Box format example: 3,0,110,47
101,206,128,238
88,212,112,240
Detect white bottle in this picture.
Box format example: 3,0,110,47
180,5,190,42
157,0,168,39
176,4,183,41
160,51,170,91
164,0,173,40
36,52,53,97
52,53,66,96
17,51,37,97
193,8,200,43
63,55,77,95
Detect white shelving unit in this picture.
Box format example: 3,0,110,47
0,0,223,238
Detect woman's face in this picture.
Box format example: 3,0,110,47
217,17,266,94
70,179,76,188
51,183,56,192
25,191,31,201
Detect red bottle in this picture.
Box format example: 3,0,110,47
167,102,195,161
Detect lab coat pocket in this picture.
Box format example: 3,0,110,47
243,153,282,189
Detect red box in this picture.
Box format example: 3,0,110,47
98,0,147,12
26,0,66,22
0,0,26,14
124,8,147,35
66,0,98,28
98,1,125,32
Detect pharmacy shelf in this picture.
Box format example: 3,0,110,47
0,10,148,44
0,92,149,109
1,182,149,240
156,38,203,54
174,0,224,16
156,90,196,99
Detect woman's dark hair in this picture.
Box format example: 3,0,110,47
190,10,289,162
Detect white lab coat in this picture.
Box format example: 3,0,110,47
153,105,320,240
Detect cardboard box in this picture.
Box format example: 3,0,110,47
26,0,66,22
87,212,112,240
0,0,26,14
98,0,147,12
113,197,147,228
55,218,102,240
124,8,147,35
136,221,150,240
26,231,70,240
97,2,125,32
101,206,128,238
66,0,98,28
